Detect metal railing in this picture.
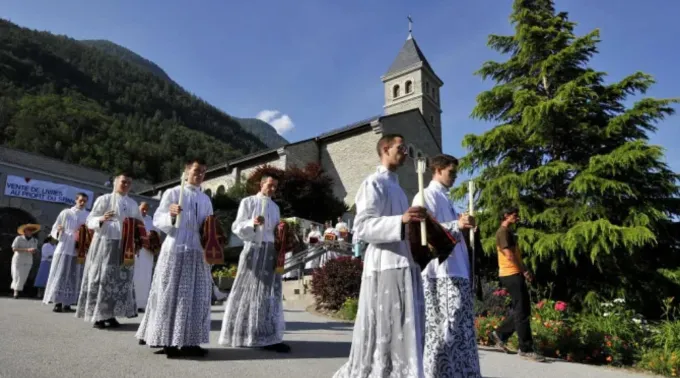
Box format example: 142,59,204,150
282,241,354,275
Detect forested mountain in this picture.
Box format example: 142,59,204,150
234,117,289,148
0,19,268,183
80,39,173,83
80,39,290,150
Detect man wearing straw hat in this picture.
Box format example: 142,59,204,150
10,223,41,298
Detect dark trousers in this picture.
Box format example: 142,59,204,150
496,273,534,352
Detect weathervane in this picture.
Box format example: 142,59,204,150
407,15,413,39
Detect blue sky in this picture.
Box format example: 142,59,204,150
2,0,678,176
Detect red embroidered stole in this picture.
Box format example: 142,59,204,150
121,218,147,267
274,221,289,274
146,230,162,255
75,224,94,264
201,215,225,265
407,214,458,270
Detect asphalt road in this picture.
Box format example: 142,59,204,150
0,297,656,378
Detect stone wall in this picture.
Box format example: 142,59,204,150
285,140,319,169
320,129,382,207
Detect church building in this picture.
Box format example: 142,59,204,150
140,31,444,213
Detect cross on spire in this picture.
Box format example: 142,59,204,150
407,15,413,39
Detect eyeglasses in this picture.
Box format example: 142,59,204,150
394,144,408,153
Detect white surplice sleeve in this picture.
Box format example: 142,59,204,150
354,179,403,244
232,198,257,242
86,196,109,230
51,210,65,241
153,189,178,235
419,188,459,234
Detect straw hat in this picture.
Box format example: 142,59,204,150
17,223,41,235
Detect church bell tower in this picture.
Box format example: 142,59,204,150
381,16,443,147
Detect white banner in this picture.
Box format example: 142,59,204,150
4,175,94,209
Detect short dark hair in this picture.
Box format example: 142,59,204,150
502,207,520,220
376,134,404,157
75,192,88,199
115,171,133,179
429,154,459,173
260,174,278,184
185,158,207,166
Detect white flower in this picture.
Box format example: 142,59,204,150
603,312,610,317
614,298,625,304
632,318,641,324
601,302,614,307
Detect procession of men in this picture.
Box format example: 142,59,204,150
6,140,539,377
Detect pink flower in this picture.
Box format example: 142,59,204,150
536,300,546,309
493,289,509,297
554,301,568,312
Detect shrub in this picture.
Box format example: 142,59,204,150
338,297,359,321
638,348,680,377
311,256,363,311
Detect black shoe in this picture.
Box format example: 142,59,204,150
155,347,181,359
93,321,106,329
138,339,146,346
53,304,63,313
63,305,74,312
181,346,208,357
137,308,145,313
105,318,121,328
262,343,291,353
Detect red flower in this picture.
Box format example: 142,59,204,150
554,301,568,312
536,300,546,309
493,288,509,297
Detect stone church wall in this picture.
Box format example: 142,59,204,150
285,140,319,169
320,130,382,207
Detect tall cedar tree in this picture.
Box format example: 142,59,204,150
455,0,680,316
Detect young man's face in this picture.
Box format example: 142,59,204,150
260,177,278,197
186,163,207,186
139,204,149,216
115,175,132,194
383,137,408,167
505,212,520,224
75,195,88,209
434,164,458,188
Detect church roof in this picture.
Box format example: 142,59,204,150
384,36,438,79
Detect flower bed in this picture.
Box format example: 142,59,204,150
475,290,680,376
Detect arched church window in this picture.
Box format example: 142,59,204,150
416,150,424,159
408,144,415,158
432,87,435,97
217,185,226,195
425,82,430,94
405,80,413,94
393,84,400,98
430,115,435,126
204,188,212,197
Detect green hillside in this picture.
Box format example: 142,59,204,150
0,19,267,183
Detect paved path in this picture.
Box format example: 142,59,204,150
0,297,655,377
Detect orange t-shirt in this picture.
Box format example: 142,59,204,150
496,226,522,277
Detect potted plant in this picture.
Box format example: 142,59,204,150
213,265,238,291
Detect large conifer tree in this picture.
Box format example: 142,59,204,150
456,0,680,315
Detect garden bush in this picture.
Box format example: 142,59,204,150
310,256,363,311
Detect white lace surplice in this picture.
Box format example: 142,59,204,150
219,193,285,347
135,184,213,347
334,165,425,378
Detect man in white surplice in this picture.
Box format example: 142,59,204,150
43,193,90,313
219,175,290,353
135,158,214,358
133,201,157,311
414,154,481,378
76,173,143,329
334,134,428,378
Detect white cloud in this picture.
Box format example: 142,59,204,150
256,109,295,135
